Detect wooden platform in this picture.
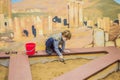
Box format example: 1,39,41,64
53,47,120,80
0,46,113,58
0,52,10,58
0,46,120,80
31,47,109,57
8,54,32,80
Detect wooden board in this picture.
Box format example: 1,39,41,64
8,54,32,80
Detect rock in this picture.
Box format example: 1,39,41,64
93,29,105,47
105,41,115,47
109,23,120,41
105,32,109,42
115,38,120,47
84,44,93,48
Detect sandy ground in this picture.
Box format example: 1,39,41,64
101,71,120,80
30,57,90,80
0,66,8,80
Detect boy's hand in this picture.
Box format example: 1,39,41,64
59,56,66,64
59,58,66,64
64,50,70,53
59,58,64,62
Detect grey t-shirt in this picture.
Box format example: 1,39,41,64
50,33,65,56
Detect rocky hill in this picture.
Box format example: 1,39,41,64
12,0,120,19
12,0,68,16
83,0,120,20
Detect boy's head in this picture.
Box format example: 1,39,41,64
113,20,119,25
62,30,71,41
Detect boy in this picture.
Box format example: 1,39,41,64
45,30,71,62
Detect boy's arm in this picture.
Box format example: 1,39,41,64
53,40,65,63
62,41,70,53
53,40,63,56
61,41,65,52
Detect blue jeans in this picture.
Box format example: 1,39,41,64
45,38,62,55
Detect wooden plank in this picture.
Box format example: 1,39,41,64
0,52,10,58
53,48,120,80
31,47,112,57
8,54,32,80
0,46,114,58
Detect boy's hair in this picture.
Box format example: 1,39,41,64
62,30,71,40
114,20,119,25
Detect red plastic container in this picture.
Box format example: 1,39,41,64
25,43,36,56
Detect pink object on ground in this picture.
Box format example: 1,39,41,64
8,54,32,80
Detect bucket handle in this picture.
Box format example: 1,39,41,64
26,47,35,52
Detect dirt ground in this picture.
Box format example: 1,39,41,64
0,66,8,80
101,71,120,80
31,58,90,80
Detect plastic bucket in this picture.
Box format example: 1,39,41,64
25,43,36,56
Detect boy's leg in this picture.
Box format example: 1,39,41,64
45,48,53,55
45,38,54,55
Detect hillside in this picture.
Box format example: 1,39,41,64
83,0,120,20
12,0,68,16
12,0,120,20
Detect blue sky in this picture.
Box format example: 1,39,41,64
12,0,22,3
12,0,120,4
114,0,120,4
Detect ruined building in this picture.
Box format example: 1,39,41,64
0,0,11,18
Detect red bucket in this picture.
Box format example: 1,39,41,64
25,43,36,56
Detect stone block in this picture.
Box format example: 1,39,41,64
105,41,115,47
94,29,105,47
116,38,120,47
